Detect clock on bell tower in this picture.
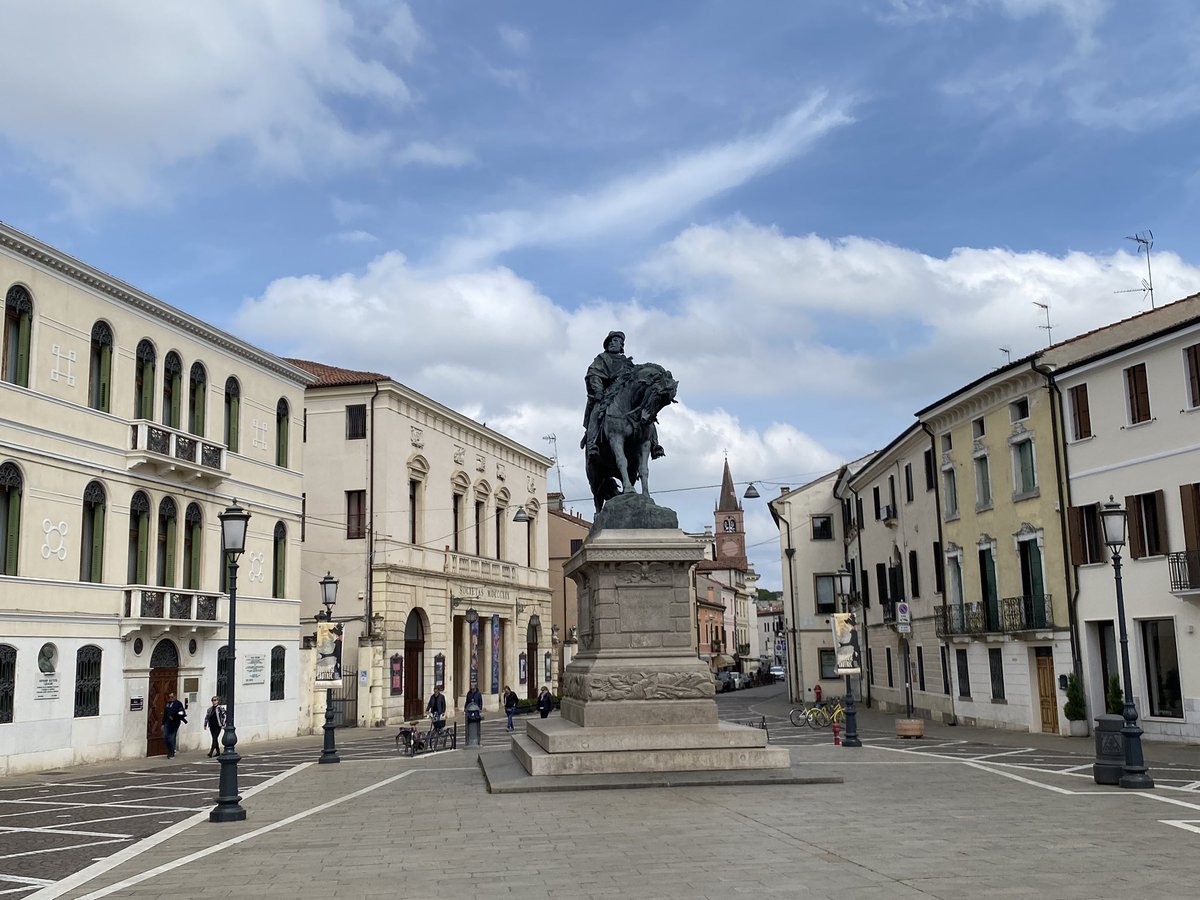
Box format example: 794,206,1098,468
712,459,747,569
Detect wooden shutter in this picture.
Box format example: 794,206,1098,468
1187,345,1200,408
909,549,920,598
1181,484,1200,552
1153,490,1168,554
188,522,201,589
1067,506,1085,565
163,517,176,588
98,344,111,412
136,512,149,584
860,568,870,606
193,380,205,435
91,501,105,582
3,490,19,575
14,311,30,386
140,362,155,419
1125,494,1145,559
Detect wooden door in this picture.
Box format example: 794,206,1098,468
404,641,424,720
146,668,177,756
1035,650,1059,733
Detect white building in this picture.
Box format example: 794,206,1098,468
1056,304,1200,742
0,222,310,775
289,360,552,725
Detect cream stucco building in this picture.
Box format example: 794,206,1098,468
0,222,310,775
290,360,552,725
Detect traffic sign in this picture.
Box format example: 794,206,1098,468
896,602,911,624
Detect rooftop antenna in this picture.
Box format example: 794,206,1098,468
999,347,1011,365
1033,301,1053,346
543,433,564,496
1115,230,1155,309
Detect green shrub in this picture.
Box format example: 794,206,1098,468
1063,673,1087,721
1106,674,1124,715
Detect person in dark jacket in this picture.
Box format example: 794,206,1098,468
536,685,554,718
162,692,187,759
503,685,518,731
426,686,447,730
465,685,483,722
203,696,226,757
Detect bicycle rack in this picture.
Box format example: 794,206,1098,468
744,715,769,741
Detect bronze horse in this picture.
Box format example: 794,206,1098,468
586,362,678,513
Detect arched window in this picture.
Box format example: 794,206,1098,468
0,461,22,576
127,491,151,584
216,645,230,702
188,362,207,436
275,398,289,467
2,285,32,388
74,645,102,717
0,644,15,724
270,645,286,701
223,377,240,452
182,503,202,590
134,340,156,419
80,481,106,583
162,352,182,429
272,521,286,598
156,497,178,588
88,321,113,412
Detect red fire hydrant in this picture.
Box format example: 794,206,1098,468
832,721,841,746
813,684,823,704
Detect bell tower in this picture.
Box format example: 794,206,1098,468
714,458,747,570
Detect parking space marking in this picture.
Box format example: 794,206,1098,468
0,827,130,839
0,839,131,862
1161,820,1200,834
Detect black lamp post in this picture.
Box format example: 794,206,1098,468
1099,497,1154,790
318,571,341,765
835,565,862,748
211,501,250,823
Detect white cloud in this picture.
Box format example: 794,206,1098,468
498,25,531,56
0,1,417,210
396,141,477,168
433,93,855,270
330,230,378,244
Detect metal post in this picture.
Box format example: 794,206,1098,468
843,672,862,748
1111,551,1153,789
211,556,246,822
319,685,340,764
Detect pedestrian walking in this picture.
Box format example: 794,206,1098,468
465,684,483,722
503,685,518,731
537,685,554,719
203,696,226,757
162,691,187,759
426,686,447,730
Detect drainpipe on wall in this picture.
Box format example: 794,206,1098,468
920,421,956,725
366,381,381,638
1032,360,1082,681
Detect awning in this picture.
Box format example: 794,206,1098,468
712,654,735,668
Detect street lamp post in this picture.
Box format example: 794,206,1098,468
211,501,250,823
1099,497,1154,790
834,565,862,749
318,571,341,765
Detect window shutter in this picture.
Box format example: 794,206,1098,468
860,568,870,606
909,549,920,598
193,380,205,435
3,490,19,575
136,513,149,584
1181,484,1200,552
1153,490,1168,554
277,412,289,467
91,502,105,582
170,373,181,428
227,394,240,452
14,311,30,386
98,345,111,412
189,523,201,590
163,517,177,588
1067,507,1085,565
933,542,944,593
140,363,155,419
1076,386,1091,438
1125,494,1144,559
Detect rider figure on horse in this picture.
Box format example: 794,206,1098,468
582,331,665,462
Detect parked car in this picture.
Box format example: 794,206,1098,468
769,665,786,682
714,671,737,692
733,672,752,689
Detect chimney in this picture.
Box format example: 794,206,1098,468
548,492,564,513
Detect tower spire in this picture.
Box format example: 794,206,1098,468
717,457,740,512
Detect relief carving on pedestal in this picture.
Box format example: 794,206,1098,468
615,561,671,584
563,671,713,701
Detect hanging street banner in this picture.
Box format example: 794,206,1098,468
315,621,343,687
491,614,501,694
831,612,862,676
469,616,479,688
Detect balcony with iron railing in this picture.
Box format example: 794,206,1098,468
935,595,1054,638
120,585,224,639
127,420,227,483
1168,551,1200,594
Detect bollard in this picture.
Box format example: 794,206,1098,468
832,721,841,746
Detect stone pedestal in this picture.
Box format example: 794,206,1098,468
509,523,789,777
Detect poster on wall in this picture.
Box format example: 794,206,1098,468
389,654,403,696
831,612,862,676
491,614,501,694
434,653,446,691
519,652,527,686
469,617,479,689
315,621,343,687
545,650,552,685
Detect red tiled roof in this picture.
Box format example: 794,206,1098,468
285,358,390,388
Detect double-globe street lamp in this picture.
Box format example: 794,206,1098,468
318,571,341,765
834,565,862,749
1098,497,1155,790
211,501,250,823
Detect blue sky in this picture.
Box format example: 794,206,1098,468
4,0,1200,589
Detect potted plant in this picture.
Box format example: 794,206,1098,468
1106,674,1124,715
1063,672,1088,736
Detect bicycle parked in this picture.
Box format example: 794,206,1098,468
788,696,847,728
395,715,455,756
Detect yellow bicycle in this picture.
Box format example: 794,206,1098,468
789,698,846,728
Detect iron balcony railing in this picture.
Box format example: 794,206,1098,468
1167,551,1200,592
935,595,1053,638
128,420,226,479
123,586,222,622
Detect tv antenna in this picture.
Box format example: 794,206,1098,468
999,347,1011,365
1115,230,1155,309
543,433,564,496
1032,301,1053,346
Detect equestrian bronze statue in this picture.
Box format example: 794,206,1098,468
582,331,678,513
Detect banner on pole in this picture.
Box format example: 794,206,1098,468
315,621,343,687
831,612,861,676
